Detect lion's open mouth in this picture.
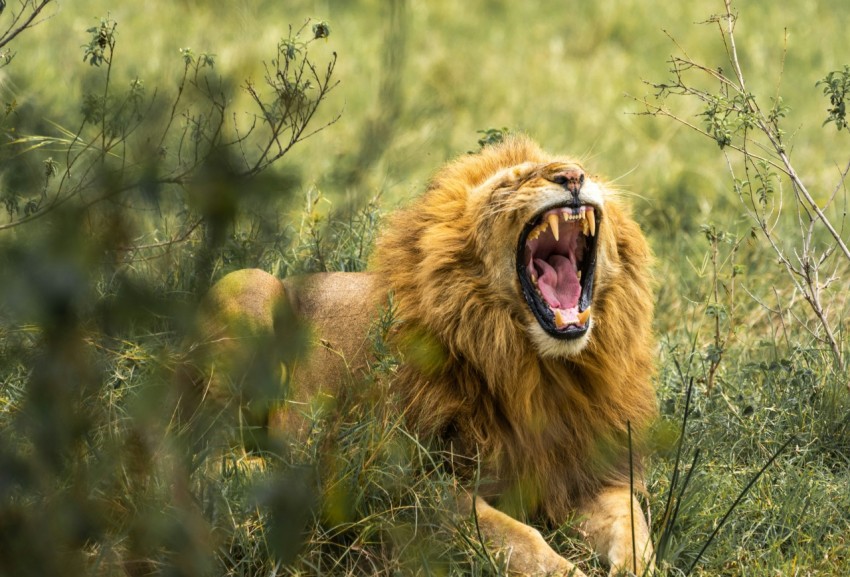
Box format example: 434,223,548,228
516,204,599,339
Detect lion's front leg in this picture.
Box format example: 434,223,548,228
577,486,653,576
470,496,587,577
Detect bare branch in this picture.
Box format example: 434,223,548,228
0,0,54,53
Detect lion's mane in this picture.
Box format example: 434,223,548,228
371,136,656,523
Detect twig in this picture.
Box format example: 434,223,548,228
0,1,53,51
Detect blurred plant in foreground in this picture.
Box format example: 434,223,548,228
0,7,342,576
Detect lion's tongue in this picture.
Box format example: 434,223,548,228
534,255,581,312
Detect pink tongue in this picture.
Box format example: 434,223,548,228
534,255,581,309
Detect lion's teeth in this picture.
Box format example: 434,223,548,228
582,213,590,236
529,221,544,241
588,212,595,237
578,307,591,325
547,213,560,241
535,220,549,240
554,309,564,327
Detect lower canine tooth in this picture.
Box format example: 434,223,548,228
578,307,591,325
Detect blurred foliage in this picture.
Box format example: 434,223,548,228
474,127,510,151
0,0,849,576
0,3,345,575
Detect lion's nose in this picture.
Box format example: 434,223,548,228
552,169,585,201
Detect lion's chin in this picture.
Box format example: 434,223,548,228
527,320,593,358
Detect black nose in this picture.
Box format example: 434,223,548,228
552,169,585,201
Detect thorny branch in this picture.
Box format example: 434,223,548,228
632,0,848,373
717,0,850,262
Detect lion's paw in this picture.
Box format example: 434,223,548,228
509,525,588,577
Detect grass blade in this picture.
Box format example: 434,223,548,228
685,435,797,576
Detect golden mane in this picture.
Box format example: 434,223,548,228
371,135,657,522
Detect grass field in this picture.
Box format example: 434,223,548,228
2,1,849,575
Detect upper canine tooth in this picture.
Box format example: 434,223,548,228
582,214,589,236
588,211,596,237
547,213,560,241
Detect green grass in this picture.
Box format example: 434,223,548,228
2,0,850,575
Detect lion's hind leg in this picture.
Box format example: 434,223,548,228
188,269,301,444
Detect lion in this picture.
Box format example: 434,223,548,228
191,136,657,576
